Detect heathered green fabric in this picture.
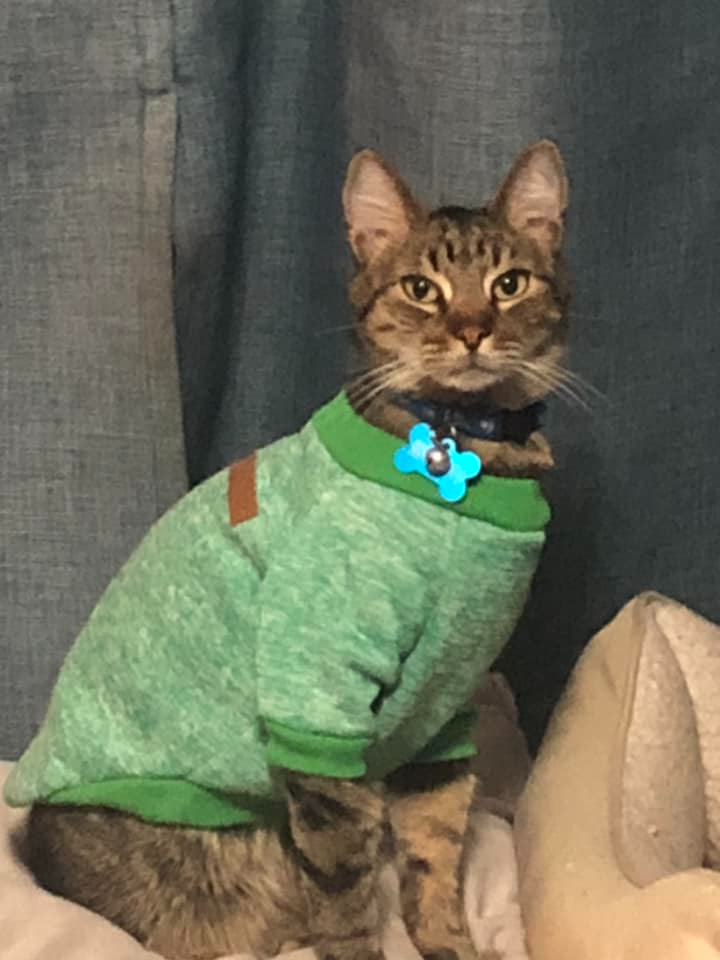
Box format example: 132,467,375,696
5,393,548,827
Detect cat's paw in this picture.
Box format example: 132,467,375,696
422,950,479,960
318,950,385,960
316,936,385,960
418,937,479,960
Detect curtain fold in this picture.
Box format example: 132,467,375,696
0,1,187,757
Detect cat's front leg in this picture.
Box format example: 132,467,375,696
284,772,386,960
387,761,479,960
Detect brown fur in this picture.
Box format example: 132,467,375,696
23,803,309,959
387,763,479,960
23,768,478,960
21,142,569,960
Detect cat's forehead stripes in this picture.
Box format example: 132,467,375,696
419,252,454,302
420,208,519,301
426,210,484,269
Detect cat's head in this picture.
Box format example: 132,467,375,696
343,141,569,407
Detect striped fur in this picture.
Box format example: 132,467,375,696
387,763,479,960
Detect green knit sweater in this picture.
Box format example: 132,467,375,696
5,393,549,828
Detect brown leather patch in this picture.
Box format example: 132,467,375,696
228,453,258,526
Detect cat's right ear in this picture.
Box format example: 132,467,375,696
343,150,423,265
490,141,568,255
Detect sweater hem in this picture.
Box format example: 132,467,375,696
41,778,284,829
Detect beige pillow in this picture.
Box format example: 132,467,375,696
516,592,720,960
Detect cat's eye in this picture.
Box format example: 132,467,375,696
492,269,530,302
401,275,441,305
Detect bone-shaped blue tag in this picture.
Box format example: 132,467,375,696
393,423,482,503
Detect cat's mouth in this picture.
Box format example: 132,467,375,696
441,355,503,385
451,354,487,372
430,360,504,393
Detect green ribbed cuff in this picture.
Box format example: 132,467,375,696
413,708,478,764
264,718,371,778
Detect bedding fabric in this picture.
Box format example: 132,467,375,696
515,594,720,960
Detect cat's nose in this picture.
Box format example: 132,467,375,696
454,324,491,352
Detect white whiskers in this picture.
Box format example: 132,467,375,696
346,348,605,418
507,356,606,412
347,359,423,413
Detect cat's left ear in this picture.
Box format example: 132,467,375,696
491,140,568,255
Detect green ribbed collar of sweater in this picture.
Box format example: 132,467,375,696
313,392,550,533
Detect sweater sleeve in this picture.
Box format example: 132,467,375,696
410,706,478,764
255,508,419,779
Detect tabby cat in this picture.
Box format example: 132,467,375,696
17,140,568,960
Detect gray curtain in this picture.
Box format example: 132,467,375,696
2,1,718,757
0,2,187,758
173,2,720,744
